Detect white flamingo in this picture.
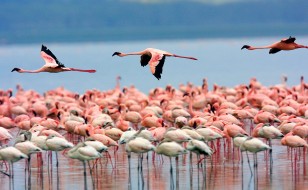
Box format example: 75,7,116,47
240,137,271,174
46,134,73,167
0,146,28,177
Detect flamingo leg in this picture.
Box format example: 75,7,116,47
83,161,88,190
128,153,132,189
0,169,10,177
246,151,253,175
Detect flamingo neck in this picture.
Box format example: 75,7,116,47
249,46,272,50
124,51,144,56
19,69,42,73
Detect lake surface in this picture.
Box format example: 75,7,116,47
1,123,308,190
0,36,308,190
0,36,307,94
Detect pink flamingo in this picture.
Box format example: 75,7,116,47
11,45,96,73
281,131,308,149
241,36,308,54
112,48,197,80
281,131,308,168
0,127,13,144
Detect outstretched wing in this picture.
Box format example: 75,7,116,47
140,54,151,67
40,45,65,68
269,48,281,54
149,53,166,80
281,36,296,44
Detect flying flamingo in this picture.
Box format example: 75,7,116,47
241,36,308,54
112,48,197,80
11,45,96,73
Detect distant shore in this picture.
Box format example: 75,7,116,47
1,24,308,45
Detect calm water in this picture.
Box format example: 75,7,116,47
0,36,307,94
1,123,308,190
0,37,308,190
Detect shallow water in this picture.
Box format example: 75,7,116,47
1,122,308,190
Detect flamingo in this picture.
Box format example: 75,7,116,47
0,127,13,144
84,137,108,153
112,48,197,80
186,139,213,167
14,131,42,172
240,137,271,174
119,128,137,144
0,146,28,177
281,131,308,168
163,127,192,143
45,134,74,167
241,36,308,54
181,126,204,141
67,142,102,188
281,132,308,148
125,135,155,172
11,45,96,73
155,140,187,172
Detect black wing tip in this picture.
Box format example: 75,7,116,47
153,73,161,80
40,44,64,66
41,44,47,51
289,36,296,40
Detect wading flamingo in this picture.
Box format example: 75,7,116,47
241,36,308,54
11,45,96,73
187,139,213,167
155,139,187,183
67,142,102,188
0,146,28,177
240,137,271,174
112,48,197,80
45,134,74,167
14,131,42,172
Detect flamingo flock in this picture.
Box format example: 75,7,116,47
0,76,306,183
2,37,308,188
